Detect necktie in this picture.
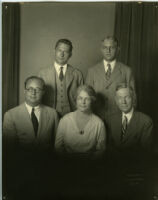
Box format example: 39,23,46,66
106,63,111,80
121,115,128,141
59,67,64,81
31,108,38,137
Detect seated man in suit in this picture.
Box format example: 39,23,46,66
3,76,59,198
38,39,84,118
106,83,153,161
3,76,59,152
86,36,135,121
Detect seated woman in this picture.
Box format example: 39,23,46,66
55,85,106,159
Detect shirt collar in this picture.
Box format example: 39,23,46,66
122,108,134,123
54,62,67,74
103,59,116,72
25,102,41,114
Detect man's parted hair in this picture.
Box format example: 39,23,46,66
55,39,73,53
102,36,119,47
115,83,137,107
24,76,45,89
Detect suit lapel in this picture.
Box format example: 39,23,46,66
111,113,122,145
121,111,138,143
20,103,35,138
49,66,57,106
38,105,50,138
65,64,74,89
105,62,122,88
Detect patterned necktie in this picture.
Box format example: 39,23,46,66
31,108,38,137
59,66,64,81
121,115,128,141
106,63,111,80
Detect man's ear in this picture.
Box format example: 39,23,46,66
69,52,72,58
117,46,121,55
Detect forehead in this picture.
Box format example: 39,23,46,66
116,88,131,97
26,79,43,88
78,90,90,97
56,42,71,51
102,39,117,47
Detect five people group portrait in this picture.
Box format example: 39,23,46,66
3,36,154,199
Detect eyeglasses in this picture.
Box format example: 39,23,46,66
26,87,43,93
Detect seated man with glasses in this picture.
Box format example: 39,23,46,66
3,76,59,152
3,76,59,199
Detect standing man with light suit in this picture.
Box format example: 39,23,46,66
38,39,84,118
86,36,135,121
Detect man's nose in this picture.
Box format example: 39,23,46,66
60,51,64,57
121,98,126,104
107,47,111,53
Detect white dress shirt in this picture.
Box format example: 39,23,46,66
25,103,41,122
54,62,67,77
103,59,116,73
122,108,134,124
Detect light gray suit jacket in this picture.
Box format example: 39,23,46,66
38,64,84,111
86,61,135,120
3,103,59,150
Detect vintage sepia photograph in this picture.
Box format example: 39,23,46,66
2,1,158,200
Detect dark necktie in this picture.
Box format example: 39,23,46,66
59,66,64,81
106,63,111,80
31,108,38,137
121,115,128,141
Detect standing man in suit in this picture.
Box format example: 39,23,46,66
107,83,153,159
86,36,135,120
3,76,59,152
38,39,84,118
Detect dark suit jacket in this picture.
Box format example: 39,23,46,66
86,61,135,120
3,103,59,151
38,64,84,111
106,110,153,155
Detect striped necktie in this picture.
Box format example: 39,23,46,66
106,63,111,80
121,115,128,141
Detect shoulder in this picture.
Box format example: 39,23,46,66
116,61,132,72
38,66,53,75
3,104,25,120
134,111,153,125
87,61,103,73
91,114,105,126
41,105,58,115
67,65,83,76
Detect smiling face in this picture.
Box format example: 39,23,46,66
24,78,44,107
76,90,92,113
101,38,118,62
55,42,72,65
115,88,133,114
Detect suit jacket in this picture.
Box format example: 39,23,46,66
38,64,84,111
3,103,59,151
106,110,153,154
86,61,135,120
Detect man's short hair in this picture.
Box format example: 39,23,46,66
115,83,137,107
24,76,45,89
102,36,118,47
55,39,73,53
